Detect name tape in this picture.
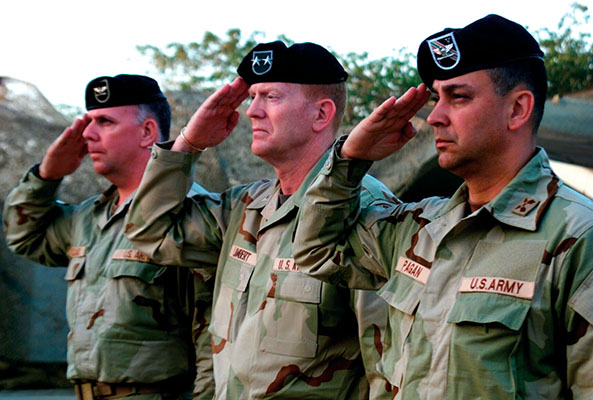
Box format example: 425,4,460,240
396,256,430,284
459,277,535,299
273,258,299,272
229,245,257,266
67,246,87,258
112,249,154,263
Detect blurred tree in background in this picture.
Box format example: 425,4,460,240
536,2,592,96
138,2,591,125
138,30,419,127
337,50,421,126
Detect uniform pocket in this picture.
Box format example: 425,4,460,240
100,256,169,341
260,272,322,358
446,292,531,397
64,255,86,325
210,260,254,342
444,240,545,398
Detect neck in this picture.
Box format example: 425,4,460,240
275,162,316,195
109,153,149,207
465,146,536,212
273,135,333,195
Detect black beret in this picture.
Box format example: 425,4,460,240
85,74,166,110
417,14,544,88
237,41,348,85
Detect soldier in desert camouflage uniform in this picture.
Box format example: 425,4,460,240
292,14,593,399
3,74,214,400
124,41,397,399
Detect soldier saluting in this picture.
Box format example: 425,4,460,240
293,14,593,399
4,74,214,399
123,41,420,399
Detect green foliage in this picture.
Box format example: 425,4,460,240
137,30,418,127
137,30,296,92
336,50,421,127
537,2,593,96
138,30,266,91
137,3,592,128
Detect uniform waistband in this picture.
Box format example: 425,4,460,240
73,380,166,400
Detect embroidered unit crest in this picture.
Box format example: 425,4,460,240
428,32,460,70
93,79,110,103
251,50,273,75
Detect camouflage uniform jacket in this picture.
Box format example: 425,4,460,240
293,146,593,399
3,166,214,392
124,143,394,399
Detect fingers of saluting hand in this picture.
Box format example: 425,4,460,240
379,84,430,123
228,77,249,109
203,78,249,112
58,114,91,148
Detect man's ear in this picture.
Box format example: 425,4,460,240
312,99,337,133
508,89,534,132
139,118,159,147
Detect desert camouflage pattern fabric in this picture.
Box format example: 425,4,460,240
293,146,593,399
124,143,394,399
3,167,214,394
191,266,216,399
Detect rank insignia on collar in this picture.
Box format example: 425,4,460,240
428,32,460,70
512,197,540,216
252,50,273,75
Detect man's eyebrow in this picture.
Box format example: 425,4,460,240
439,83,472,94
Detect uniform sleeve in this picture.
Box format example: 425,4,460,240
3,166,73,266
293,145,396,290
350,289,394,399
125,144,230,267
191,266,216,399
564,227,593,398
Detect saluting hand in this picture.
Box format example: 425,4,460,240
173,77,249,152
341,84,430,161
39,114,91,180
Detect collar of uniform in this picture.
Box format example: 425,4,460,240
94,185,118,206
94,185,136,230
250,147,332,229
246,145,333,210
485,147,560,231
428,147,560,231
286,146,332,209
424,183,469,221
244,179,278,211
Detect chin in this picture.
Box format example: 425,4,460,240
250,142,268,157
91,163,109,176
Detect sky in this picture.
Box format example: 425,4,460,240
2,0,590,109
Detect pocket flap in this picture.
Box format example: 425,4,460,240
64,257,85,281
447,292,531,331
221,261,254,293
105,259,167,284
274,272,322,304
377,274,423,315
